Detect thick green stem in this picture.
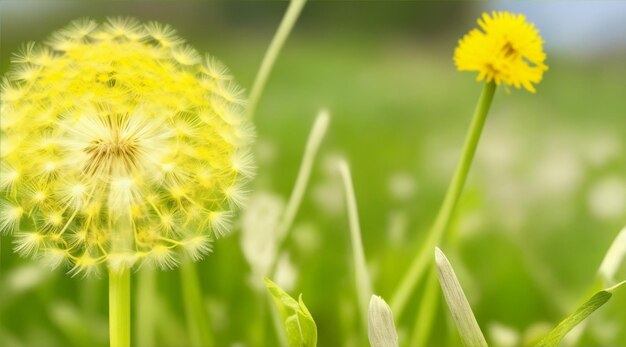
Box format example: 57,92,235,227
246,0,307,120
180,260,213,347
390,82,496,318
109,267,131,347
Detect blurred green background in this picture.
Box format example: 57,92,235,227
1,1,625,347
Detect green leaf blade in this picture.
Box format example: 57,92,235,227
368,295,399,347
535,281,625,347
435,247,488,347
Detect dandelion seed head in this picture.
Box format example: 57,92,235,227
454,11,548,93
0,18,254,275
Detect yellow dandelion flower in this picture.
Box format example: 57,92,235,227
0,18,255,274
454,11,548,93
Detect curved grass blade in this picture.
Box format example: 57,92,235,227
534,281,626,347
435,247,488,347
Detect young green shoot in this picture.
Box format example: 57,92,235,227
264,278,317,347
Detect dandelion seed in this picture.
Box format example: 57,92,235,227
13,232,45,257
0,18,254,275
181,235,213,261
454,11,548,93
147,244,179,270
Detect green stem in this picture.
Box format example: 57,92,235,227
390,82,496,318
409,268,440,347
180,260,213,347
246,0,307,120
338,160,372,334
109,267,131,347
268,110,329,277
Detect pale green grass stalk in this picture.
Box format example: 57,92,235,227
266,110,329,347
409,268,440,347
391,82,496,318
338,159,373,333
136,269,157,347
181,260,213,347
268,110,330,277
109,267,130,347
246,0,308,120
599,225,626,285
435,247,487,347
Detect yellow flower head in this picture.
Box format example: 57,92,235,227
0,18,255,276
454,11,548,93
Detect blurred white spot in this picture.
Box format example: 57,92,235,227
386,210,408,245
582,132,621,167
522,322,552,346
588,176,626,220
532,147,583,197
457,211,487,238
274,253,297,292
255,139,277,166
488,322,520,347
292,223,321,255
312,179,345,216
479,121,521,172
7,264,51,293
387,171,417,202
240,192,284,276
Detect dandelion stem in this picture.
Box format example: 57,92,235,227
338,159,373,334
109,267,131,347
268,110,330,278
246,0,307,120
180,260,214,347
390,82,496,318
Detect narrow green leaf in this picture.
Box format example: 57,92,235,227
435,247,488,347
368,295,399,347
264,278,317,347
535,281,626,347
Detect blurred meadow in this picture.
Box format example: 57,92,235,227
1,1,626,347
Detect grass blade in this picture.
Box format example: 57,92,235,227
435,247,487,347
268,110,330,277
368,295,399,347
338,159,373,333
535,281,626,347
